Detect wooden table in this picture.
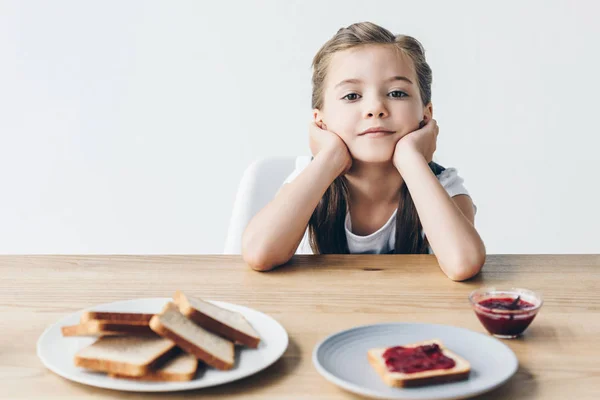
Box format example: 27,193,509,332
2,254,599,399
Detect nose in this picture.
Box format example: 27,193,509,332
364,97,389,119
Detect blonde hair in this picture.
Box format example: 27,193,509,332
308,22,435,255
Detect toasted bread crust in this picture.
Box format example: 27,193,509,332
62,320,154,337
108,369,196,382
108,354,198,382
174,291,259,348
149,315,234,371
99,323,153,334
81,311,154,324
74,342,177,377
62,323,122,337
368,350,395,386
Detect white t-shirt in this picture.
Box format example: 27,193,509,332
282,156,476,255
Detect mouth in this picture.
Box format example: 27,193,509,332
358,128,396,137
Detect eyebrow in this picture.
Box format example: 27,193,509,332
334,76,413,89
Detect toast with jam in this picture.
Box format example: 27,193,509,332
368,339,470,387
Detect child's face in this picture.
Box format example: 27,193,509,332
315,44,432,163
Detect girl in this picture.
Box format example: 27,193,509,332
242,22,486,281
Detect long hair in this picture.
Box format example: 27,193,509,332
308,22,434,254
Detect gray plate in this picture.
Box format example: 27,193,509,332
313,323,518,400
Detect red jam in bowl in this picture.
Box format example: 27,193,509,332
469,288,542,338
382,343,456,373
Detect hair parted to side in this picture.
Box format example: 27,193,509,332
308,21,434,255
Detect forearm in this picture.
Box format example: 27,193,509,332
242,151,346,271
396,152,485,280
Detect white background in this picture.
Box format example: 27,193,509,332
1,0,598,254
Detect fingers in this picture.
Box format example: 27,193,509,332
426,119,437,129
308,120,328,131
416,118,437,132
425,119,439,137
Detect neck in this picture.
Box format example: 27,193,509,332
344,160,403,206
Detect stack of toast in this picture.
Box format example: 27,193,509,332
62,290,261,381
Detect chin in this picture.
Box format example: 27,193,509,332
349,149,395,164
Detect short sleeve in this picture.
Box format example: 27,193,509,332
436,167,477,215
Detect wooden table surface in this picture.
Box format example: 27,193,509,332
2,254,599,399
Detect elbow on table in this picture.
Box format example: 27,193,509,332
242,240,289,272
242,227,298,272
444,250,486,282
243,252,280,272
242,232,272,272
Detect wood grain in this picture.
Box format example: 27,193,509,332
2,254,599,399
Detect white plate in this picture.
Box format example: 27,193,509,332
37,298,288,392
313,323,518,400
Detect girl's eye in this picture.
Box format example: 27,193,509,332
342,93,361,101
389,90,408,98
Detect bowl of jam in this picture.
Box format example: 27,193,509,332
468,287,543,339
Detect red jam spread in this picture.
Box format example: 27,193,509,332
476,297,537,336
478,297,534,311
382,344,456,374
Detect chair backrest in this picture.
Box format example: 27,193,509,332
224,156,307,254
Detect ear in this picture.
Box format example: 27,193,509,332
422,103,433,123
313,108,327,130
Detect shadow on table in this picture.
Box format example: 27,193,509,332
471,364,539,399
346,364,539,400
61,337,302,398
162,337,301,398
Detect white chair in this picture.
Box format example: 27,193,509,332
224,156,310,254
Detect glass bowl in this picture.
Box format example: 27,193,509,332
468,287,543,339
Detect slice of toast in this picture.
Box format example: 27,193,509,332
62,320,154,337
74,335,177,377
63,310,155,337
80,311,154,324
173,290,260,348
150,302,235,370
368,339,470,388
109,350,199,381
62,321,122,337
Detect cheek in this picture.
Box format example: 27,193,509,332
392,103,424,133
322,106,358,140
407,102,425,122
